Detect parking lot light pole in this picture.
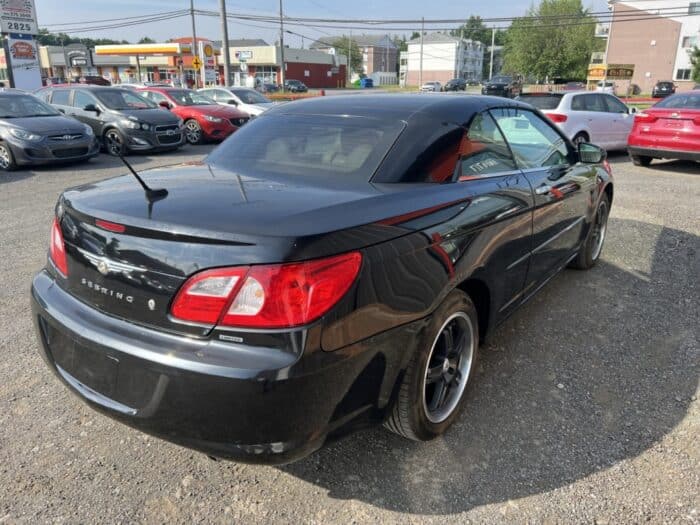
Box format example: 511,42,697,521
219,0,231,86
190,0,198,88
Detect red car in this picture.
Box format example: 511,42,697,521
138,87,249,144
627,90,700,166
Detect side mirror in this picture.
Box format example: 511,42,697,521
578,142,606,164
83,103,99,113
629,106,638,114
226,99,238,106
158,100,172,110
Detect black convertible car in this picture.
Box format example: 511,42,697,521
31,95,613,464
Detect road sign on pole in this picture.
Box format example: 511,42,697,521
192,56,202,69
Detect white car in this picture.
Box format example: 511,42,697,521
595,81,616,95
419,81,442,92
198,87,274,116
517,91,636,151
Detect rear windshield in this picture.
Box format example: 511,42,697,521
654,93,700,109
517,94,563,110
206,114,405,181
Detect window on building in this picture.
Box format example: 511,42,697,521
689,2,700,15
676,69,692,80
682,36,698,48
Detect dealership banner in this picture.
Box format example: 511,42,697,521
8,33,41,90
0,0,38,35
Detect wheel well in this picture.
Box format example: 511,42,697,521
574,131,589,140
604,182,613,206
456,278,490,340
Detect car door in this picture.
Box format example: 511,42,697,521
602,94,635,149
570,93,611,148
70,90,102,135
491,107,596,294
413,111,534,321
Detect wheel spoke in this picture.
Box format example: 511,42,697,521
440,325,454,357
426,364,443,384
429,379,449,412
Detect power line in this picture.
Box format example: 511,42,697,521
42,9,189,28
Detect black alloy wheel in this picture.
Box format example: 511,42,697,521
104,129,125,157
571,194,610,269
385,290,479,441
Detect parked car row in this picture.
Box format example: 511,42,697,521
0,85,273,170
518,89,700,165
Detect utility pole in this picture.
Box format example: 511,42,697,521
347,30,352,86
190,0,198,88
419,17,424,88
219,0,231,86
279,0,285,89
489,26,495,81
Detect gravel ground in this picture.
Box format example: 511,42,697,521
0,147,698,524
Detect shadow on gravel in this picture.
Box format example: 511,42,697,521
281,218,699,515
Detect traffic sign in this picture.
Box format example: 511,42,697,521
192,56,202,69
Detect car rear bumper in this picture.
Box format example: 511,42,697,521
628,145,700,162
10,137,100,166
31,270,419,464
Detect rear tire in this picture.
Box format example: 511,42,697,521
571,194,610,270
573,132,589,146
630,155,652,167
384,290,479,441
0,142,17,171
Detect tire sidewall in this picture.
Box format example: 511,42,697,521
0,142,16,171
583,194,610,267
184,119,203,145
404,290,479,440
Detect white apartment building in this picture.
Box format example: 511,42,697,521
405,33,484,86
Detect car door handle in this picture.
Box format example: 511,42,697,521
535,185,552,195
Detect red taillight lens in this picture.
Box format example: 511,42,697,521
49,218,69,277
544,112,568,123
170,252,362,329
634,112,658,124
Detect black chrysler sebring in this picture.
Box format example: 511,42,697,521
31,94,613,464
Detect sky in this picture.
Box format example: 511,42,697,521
34,0,611,47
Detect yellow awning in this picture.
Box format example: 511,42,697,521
95,43,192,56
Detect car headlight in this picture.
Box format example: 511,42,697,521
9,128,41,141
141,122,151,131
82,124,94,136
121,119,141,129
203,115,223,123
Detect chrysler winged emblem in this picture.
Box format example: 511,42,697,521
77,247,146,276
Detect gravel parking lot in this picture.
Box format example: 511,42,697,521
0,147,698,523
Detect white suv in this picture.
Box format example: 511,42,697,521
517,91,635,151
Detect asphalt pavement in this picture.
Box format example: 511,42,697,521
0,146,698,524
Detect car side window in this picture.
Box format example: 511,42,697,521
73,91,96,109
144,91,168,104
571,95,585,111
603,95,628,114
51,89,70,106
584,94,606,112
459,111,517,179
491,108,572,169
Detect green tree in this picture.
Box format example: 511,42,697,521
35,28,129,47
138,37,156,44
690,46,700,83
503,0,597,81
329,36,362,75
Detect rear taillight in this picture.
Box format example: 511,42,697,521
170,252,362,329
634,112,658,124
49,218,68,277
603,159,613,176
544,113,568,123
